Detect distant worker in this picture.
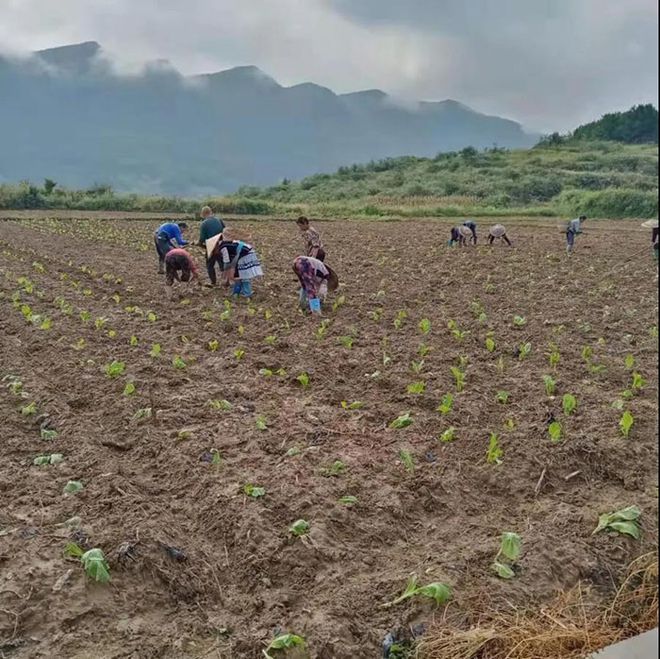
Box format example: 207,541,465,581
642,219,659,261
463,219,478,244
198,206,226,286
154,221,188,273
296,216,326,261
164,248,200,288
214,239,263,299
293,255,338,315
488,224,512,246
565,215,586,255
448,224,474,247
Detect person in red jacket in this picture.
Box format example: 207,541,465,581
164,248,201,288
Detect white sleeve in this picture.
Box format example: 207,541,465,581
221,247,230,264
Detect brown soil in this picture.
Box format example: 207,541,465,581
0,216,657,659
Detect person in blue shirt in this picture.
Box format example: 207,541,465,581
154,222,188,273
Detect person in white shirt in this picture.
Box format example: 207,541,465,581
566,215,586,254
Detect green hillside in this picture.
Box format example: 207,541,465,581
234,140,658,218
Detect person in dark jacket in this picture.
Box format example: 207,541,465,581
463,220,478,244
154,222,188,273
198,206,226,285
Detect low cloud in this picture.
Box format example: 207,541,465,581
0,0,657,131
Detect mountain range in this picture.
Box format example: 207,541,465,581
0,42,537,195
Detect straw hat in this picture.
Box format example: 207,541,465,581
326,265,339,292
641,219,658,229
489,224,506,238
458,225,473,237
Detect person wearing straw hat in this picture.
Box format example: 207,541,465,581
565,215,586,255
293,255,338,316
448,224,475,247
214,238,263,299
463,219,478,244
198,206,226,286
488,224,512,246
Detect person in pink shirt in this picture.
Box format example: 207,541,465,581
164,248,201,287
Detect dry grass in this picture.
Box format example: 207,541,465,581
417,553,657,659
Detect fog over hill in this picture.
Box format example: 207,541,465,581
0,42,537,195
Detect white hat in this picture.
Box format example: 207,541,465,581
641,219,658,229
489,224,506,237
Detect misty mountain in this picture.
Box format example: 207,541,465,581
0,42,537,195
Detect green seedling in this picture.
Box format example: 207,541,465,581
485,336,496,353
122,382,136,396
147,311,157,322
593,505,641,539
172,355,187,369
209,399,232,410
418,343,432,357
407,381,425,395
20,401,37,416
486,433,503,465
393,309,407,329
492,531,522,579
296,372,310,388
210,449,222,466
63,480,83,494
103,359,126,378
389,412,413,429
259,368,274,377
548,421,562,443
631,372,646,392
332,294,345,312
562,394,577,416
437,393,454,415
513,315,527,327
543,375,557,396
208,339,219,352
264,309,273,320
81,548,111,583
382,575,452,608
369,308,383,321
399,449,415,472
286,446,301,457
496,391,510,404
276,368,287,377
111,293,121,304
450,366,465,392
243,484,266,498
33,453,64,466
581,345,593,362
233,348,245,361
504,418,516,431
39,317,52,330
439,427,456,443
624,354,635,370
339,495,358,506
314,320,330,340
94,317,107,330
410,359,424,374
129,335,139,346
256,416,268,431
263,633,306,659
264,335,278,346
419,318,431,335
149,344,161,358
341,401,364,410
518,342,532,361
321,460,346,477
132,407,152,422
238,324,245,336
288,519,310,537
620,410,634,438
41,428,58,440
338,335,354,349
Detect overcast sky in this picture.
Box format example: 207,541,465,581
0,0,657,131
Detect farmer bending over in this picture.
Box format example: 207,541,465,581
198,205,226,286
488,224,512,246
214,239,263,299
154,221,188,273
448,225,474,247
164,248,200,289
463,219,478,244
565,215,586,255
293,256,338,315
296,216,326,261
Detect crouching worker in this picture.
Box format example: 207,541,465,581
164,248,201,289
293,256,338,315
215,239,263,298
448,225,474,247
463,219,478,244
488,224,512,246
565,215,586,255
154,222,188,273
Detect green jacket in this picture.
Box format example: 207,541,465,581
198,216,225,246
